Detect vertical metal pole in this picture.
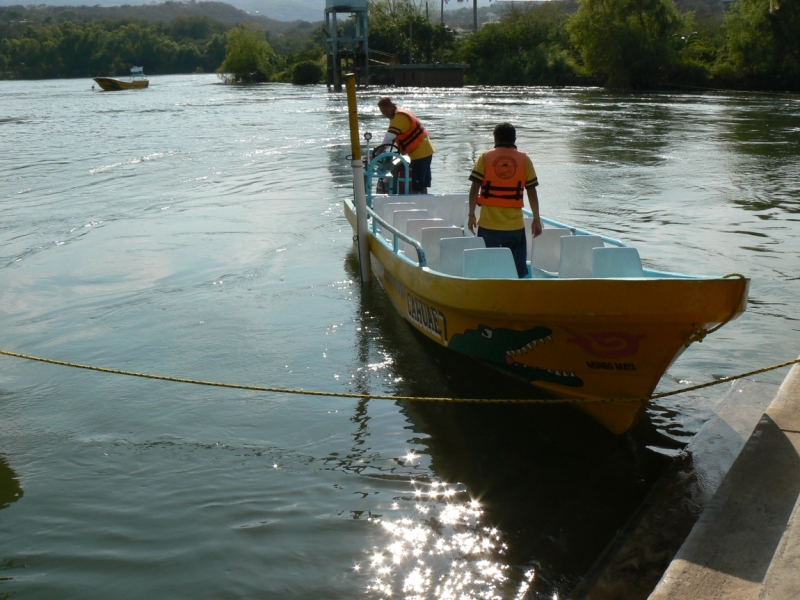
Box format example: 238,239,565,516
473,0,477,32
325,10,332,89
409,20,413,64
441,0,445,63
345,73,371,283
363,10,370,85
332,12,341,92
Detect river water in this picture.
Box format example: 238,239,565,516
1,75,798,599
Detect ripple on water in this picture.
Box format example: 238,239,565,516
1,77,799,599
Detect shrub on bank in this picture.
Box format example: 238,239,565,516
292,59,323,84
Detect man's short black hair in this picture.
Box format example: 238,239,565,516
493,122,516,145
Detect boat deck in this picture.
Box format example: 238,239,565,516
363,193,706,281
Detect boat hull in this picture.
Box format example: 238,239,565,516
93,77,149,91
344,199,748,434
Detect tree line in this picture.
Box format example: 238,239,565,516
366,0,799,90
0,3,322,81
1,0,798,90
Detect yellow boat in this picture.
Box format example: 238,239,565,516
343,153,748,435
93,67,149,91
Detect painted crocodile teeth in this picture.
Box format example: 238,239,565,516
570,371,575,377
547,336,553,342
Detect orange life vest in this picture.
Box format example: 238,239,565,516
394,109,428,154
477,147,527,208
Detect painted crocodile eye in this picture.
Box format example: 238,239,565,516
481,329,493,339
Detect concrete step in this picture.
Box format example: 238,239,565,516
649,359,800,600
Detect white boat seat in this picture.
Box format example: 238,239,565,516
592,247,644,278
437,194,470,224
421,226,462,271
407,194,468,225
392,209,431,239
404,218,446,258
531,228,571,273
463,248,518,279
369,196,393,215
439,236,486,277
559,235,605,278
406,218,446,241
379,202,417,223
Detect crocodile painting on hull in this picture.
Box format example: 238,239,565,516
448,324,584,388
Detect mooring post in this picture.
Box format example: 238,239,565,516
345,73,371,283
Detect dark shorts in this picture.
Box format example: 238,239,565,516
477,226,528,278
410,154,433,193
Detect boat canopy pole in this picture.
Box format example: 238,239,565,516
345,73,371,282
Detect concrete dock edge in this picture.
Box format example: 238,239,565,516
648,357,800,600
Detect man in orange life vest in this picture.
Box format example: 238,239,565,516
468,123,543,278
375,97,435,194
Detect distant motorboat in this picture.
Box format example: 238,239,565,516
93,66,149,91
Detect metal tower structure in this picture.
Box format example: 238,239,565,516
325,0,369,92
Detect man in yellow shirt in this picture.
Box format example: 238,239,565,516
376,97,435,194
468,123,543,278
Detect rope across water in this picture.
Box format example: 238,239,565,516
1,349,797,406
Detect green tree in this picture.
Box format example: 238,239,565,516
568,0,685,87
0,12,232,79
203,32,228,71
721,0,800,88
460,4,577,85
217,24,275,83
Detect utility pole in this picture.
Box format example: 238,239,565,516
441,0,445,63
409,20,413,64
473,0,477,32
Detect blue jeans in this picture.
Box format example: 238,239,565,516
477,226,528,278
410,154,432,192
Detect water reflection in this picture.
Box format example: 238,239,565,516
719,98,800,217
565,92,676,167
363,482,536,599
0,455,23,509
720,97,800,159
344,249,680,597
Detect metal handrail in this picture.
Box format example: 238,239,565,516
364,150,412,206
533,214,627,248
366,206,427,268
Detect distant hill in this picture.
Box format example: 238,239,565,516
0,1,321,32
0,0,326,22
0,0,497,23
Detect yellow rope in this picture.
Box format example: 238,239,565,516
1,349,797,406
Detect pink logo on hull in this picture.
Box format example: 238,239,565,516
562,328,645,359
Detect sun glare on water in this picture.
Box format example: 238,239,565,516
359,478,536,599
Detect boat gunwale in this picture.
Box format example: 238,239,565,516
349,198,741,283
